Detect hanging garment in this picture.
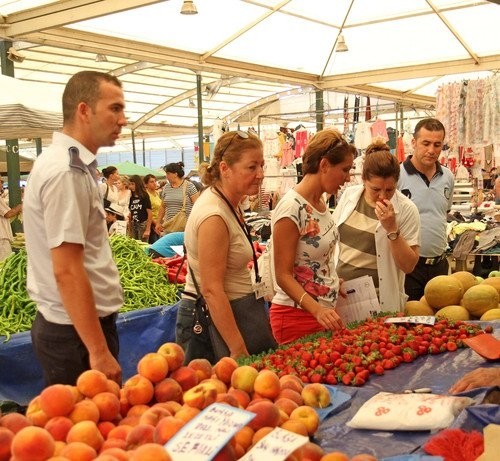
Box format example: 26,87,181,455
370,118,389,141
396,136,405,163
365,96,371,121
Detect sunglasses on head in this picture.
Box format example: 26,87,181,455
219,130,249,158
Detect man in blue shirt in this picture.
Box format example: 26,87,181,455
398,118,454,301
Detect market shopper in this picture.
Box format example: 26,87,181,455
0,178,23,262
176,130,276,361
333,140,421,311
449,367,500,393
144,174,162,243
99,165,119,208
398,118,454,301
269,128,355,344
128,174,152,242
23,70,126,386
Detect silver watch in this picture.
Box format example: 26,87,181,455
387,230,400,241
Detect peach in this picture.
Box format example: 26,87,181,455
157,342,185,372
97,421,116,439
153,401,182,415
107,424,133,441
246,400,281,431
139,406,171,427
118,415,139,427
153,415,185,444
213,443,238,461
154,377,183,403
99,447,129,461
53,440,66,456
227,387,251,408
200,377,228,394
274,397,299,416
106,379,121,398
66,420,104,451
253,369,281,400
127,404,150,418
169,366,199,392
129,442,172,461
39,384,75,418
233,425,254,451
0,426,14,461
100,437,127,452
183,381,217,409
44,416,73,441
213,357,239,384
216,392,240,408
319,452,350,461
289,405,320,436
92,392,121,421
280,418,309,436
278,409,289,425
230,365,258,395
278,388,304,406
25,396,50,427
233,442,245,459
280,374,304,393
11,426,55,461
123,374,155,406
292,441,325,461
301,383,331,409
138,352,169,383
59,441,97,461
188,358,213,382
349,455,378,461
174,403,200,423
252,426,274,444
93,454,121,461
68,399,100,424
125,423,155,449
76,369,109,398
66,385,84,404
118,388,131,417
0,412,30,433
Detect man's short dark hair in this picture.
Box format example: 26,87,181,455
413,117,446,139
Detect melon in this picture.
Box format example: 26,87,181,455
481,277,500,296
461,284,499,318
435,305,470,321
424,275,463,309
404,300,434,316
450,271,478,292
480,308,500,321
419,295,434,311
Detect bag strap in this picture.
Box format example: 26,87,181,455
180,180,187,212
182,243,202,298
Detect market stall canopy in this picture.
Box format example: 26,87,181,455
0,0,498,144
0,147,34,175
98,160,166,179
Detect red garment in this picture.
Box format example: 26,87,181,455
396,136,405,163
269,303,326,345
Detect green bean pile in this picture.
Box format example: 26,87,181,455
109,234,180,312
0,250,36,341
0,236,179,341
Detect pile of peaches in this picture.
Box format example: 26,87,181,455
0,342,376,461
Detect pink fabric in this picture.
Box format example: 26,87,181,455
294,130,309,159
269,303,326,345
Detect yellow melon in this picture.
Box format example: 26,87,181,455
480,308,500,321
424,275,464,309
481,277,500,297
435,305,470,321
404,300,435,316
461,284,499,318
450,271,478,292
419,295,434,311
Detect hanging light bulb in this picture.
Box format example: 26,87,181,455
180,0,198,15
336,34,348,53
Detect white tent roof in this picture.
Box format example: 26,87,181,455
0,0,498,145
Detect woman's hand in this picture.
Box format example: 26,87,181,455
375,199,397,232
314,306,344,331
154,223,163,235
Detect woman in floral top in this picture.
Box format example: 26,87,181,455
270,128,355,344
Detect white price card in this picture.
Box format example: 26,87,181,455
165,403,255,461
239,427,308,461
385,315,436,325
335,275,381,323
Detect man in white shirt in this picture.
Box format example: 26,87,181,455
23,71,127,385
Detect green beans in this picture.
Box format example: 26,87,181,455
0,236,179,341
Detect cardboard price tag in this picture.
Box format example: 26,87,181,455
239,427,308,461
384,315,436,325
165,403,255,461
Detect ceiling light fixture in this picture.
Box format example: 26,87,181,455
95,54,108,62
180,0,197,15
7,47,25,63
335,34,348,53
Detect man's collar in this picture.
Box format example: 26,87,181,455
403,155,443,176
52,132,96,166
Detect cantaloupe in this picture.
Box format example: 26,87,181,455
480,308,500,321
450,271,478,292
461,284,499,318
424,275,463,309
481,277,500,296
435,305,470,321
419,295,434,311
404,300,435,316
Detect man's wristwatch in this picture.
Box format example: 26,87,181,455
387,229,400,241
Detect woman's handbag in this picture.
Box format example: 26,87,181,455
162,181,188,234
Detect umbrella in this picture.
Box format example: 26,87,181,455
98,161,165,178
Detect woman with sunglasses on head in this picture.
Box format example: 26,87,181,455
177,130,276,362
333,139,420,311
270,128,355,345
